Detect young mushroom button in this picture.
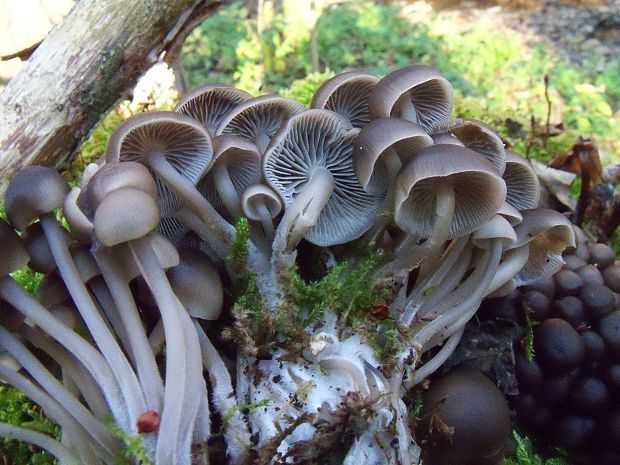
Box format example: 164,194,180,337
263,109,385,250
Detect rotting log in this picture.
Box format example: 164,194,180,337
0,0,225,195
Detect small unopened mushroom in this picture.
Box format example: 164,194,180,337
241,183,283,245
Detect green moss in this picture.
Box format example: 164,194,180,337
502,430,571,465
521,302,536,362
0,385,59,465
105,417,153,465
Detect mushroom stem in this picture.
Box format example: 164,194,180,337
485,244,530,297
0,365,106,465
0,327,121,459
39,213,147,428
273,167,335,254
0,276,129,431
128,236,201,465
148,151,235,254
418,183,455,279
210,162,243,219
194,321,250,464
0,423,81,465
93,248,165,413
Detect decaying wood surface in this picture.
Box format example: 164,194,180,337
0,0,225,195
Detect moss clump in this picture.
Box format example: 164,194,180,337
502,430,571,465
105,417,153,465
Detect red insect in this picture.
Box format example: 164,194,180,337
136,410,160,433
371,304,389,320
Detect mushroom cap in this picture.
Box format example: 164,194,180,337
472,215,516,250
0,301,25,332
419,367,510,465
167,249,223,320
497,201,522,226
353,117,433,194
36,272,69,308
174,84,252,136
241,184,283,221
215,94,305,153
197,135,262,217
105,111,213,217
503,151,540,210
263,109,385,246
82,161,158,217
393,145,506,239
93,187,160,247
63,187,94,243
443,119,506,175
0,219,29,277
4,166,70,231
534,318,584,373
310,70,379,128
511,209,575,285
368,65,454,131
22,222,65,274
431,133,465,146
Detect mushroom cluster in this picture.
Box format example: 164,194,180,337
0,66,576,465
482,227,620,465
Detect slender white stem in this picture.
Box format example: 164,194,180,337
211,162,243,219
0,423,81,465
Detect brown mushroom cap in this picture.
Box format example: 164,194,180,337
311,71,379,128
0,219,29,277
174,84,252,136
394,145,506,239
4,166,70,231
368,65,454,131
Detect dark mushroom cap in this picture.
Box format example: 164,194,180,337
215,94,305,153
539,372,574,406
4,166,70,231
0,219,29,277
553,296,585,328
514,350,543,393
311,70,379,128
263,109,384,246
552,415,597,451
419,367,510,465
563,255,587,271
533,318,584,373
575,264,604,285
569,376,610,415
22,222,64,274
603,265,620,292
516,393,552,430
589,243,615,269
0,301,25,332
521,275,556,300
598,311,620,361
368,65,454,131
581,329,606,365
554,270,584,298
105,111,213,217
580,283,616,320
522,290,552,321
174,84,252,136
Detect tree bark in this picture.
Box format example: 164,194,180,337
0,0,226,195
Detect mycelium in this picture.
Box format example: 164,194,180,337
0,65,577,465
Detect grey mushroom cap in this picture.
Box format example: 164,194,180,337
197,135,262,220
241,184,283,221
4,166,70,231
174,84,252,136
105,111,213,217
394,144,506,239
503,151,541,210
437,119,506,175
311,71,379,129
264,109,385,246
368,65,454,131
0,219,29,277
353,117,433,194
215,94,305,153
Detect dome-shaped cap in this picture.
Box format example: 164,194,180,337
105,111,213,217
93,187,160,247
353,117,433,194
216,94,305,153
394,145,506,239
264,109,385,246
175,84,252,136
0,219,29,277
311,71,379,129
368,65,454,131
503,151,540,210
472,215,517,250
241,184,283,221
4,166,70,231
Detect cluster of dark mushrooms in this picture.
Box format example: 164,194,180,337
0,65,577,465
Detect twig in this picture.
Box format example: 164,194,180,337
543,73,552,152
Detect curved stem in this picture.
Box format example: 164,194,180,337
148,151,235,257
0,327,121,459
129,237,199,465
485,244,530,297
40,214,146,428
211,162,243,219
0,423,81,465
93,248,164,413
0,276,129,431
